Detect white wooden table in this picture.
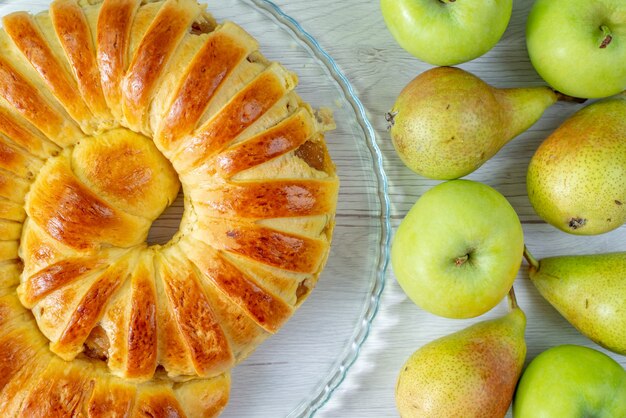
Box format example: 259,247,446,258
265,0,626,417
0,1,622,416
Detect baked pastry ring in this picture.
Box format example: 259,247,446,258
0,0,338,416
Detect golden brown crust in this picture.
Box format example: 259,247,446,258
0,340,50,415
0,262,22,295
174,64,297,173
19,257,107,308
215,107,315,177
173,375,230,418
197,250,293,333
71,129,180,219
0,220,21,241
18,219,84,280
2,12,95,134
0,138,42,179
0,55,80,145
19,358,94,417
179,238,268,359
0,0,338,415
195,179,340,220
126,255,158,379
0,171,30,203
156,23,257,150
0,104,59,159
0,328,38,390
51,0,112,126
0,241,18,263
197,272,268,360
158,250,234,377
26,154,150,250
0,199,24,222
196,219,328,274
0,288,232,417
97,0,141,118
86,378,136,418
156,298,196,376
122,0,199,131
50,254,131,359
133,385,186,418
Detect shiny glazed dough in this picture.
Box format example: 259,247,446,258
0,0,339,416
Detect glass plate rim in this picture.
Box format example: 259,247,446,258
0,0,392,415
246,1,392,416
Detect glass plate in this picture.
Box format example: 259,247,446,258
0,0,391,417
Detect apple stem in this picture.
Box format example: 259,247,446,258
454,254,469,267
523,246,539,272
507,286,519,311
439,0,456,4
599,25,612,49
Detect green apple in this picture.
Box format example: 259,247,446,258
380,0,512,66
514,345,626,417
391,180,523,318
527,0,626,99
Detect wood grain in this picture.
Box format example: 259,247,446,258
0,0,623,417
263,1,626,417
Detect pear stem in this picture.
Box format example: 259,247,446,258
599,25,612,49
554,90,587,103
523,246,539,272
385,111,397,130
507,286,519,311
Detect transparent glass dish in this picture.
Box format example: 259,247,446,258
0,0,391,416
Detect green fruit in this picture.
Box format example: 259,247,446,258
527,95,626,235
514,345,626,417
380,0,512,66
525,249,626,355
396,302,526,418
388,67,557,180
392,180,523,319
526,0,626,99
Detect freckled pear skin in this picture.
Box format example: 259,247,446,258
526,250,626,355
527,95,626,235
388,66,557,180
395,307,526,418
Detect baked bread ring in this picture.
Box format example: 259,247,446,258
0,0,338,416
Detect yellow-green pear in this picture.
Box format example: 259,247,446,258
527,95,626,235
387,66,559,180
525,248,626,355
395,290,526,417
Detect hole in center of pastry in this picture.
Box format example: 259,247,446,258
146,190,184,245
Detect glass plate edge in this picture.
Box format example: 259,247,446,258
247,1,392,417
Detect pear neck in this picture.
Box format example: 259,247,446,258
494,87,557,142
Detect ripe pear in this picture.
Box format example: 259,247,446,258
387,66,558,179
527,95,626,235
525,248,626,355
395,290,526,417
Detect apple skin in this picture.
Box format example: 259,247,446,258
513,345,626,417
527,0,626,99
391,180,523,319
380,0,512,66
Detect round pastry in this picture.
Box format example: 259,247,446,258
0,0,338,416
